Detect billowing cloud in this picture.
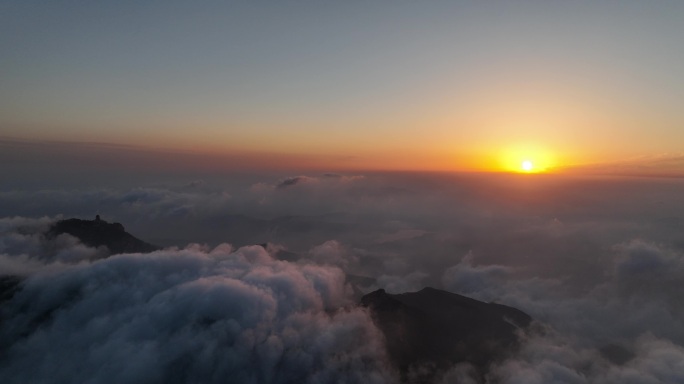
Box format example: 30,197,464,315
0,241,395,384
0,216,110,275
440,239,684,383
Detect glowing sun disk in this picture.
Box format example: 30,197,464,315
521,160,533,172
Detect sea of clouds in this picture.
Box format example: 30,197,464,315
2,171,684,382
0,217,395,383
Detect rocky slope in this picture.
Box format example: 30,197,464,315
361,287,532,381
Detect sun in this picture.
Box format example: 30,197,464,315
497,144,557,173
521,160,534,172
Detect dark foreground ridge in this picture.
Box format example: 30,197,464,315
361,287,532,381
48,216,160,254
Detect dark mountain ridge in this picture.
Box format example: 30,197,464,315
361,287,532,381
48,216,159,254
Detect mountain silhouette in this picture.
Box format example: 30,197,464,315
361,287,532,381
48,216,160,254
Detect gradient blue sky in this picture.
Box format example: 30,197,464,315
2,1,684,171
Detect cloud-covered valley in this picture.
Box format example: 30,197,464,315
2,172,684,382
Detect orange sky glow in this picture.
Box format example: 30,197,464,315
2,2,683,177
